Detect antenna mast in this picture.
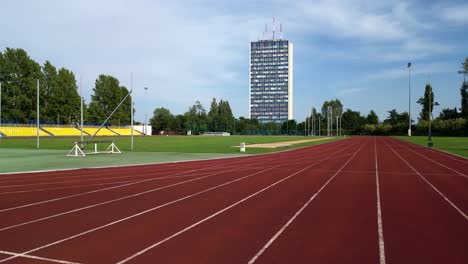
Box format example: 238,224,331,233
272,17,275,40
280,22,283,39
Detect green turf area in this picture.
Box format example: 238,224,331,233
0,136,344,173
0,149,245,174
393,136,468,158
0,136,341,154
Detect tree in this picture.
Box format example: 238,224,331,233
366,110,379,125
341,109,365,134
88,75,131,125
185,101,207,134
0,48,43,123
41,61,58,122
321,99,343,120
461,81,468,119
218,100,234,132
48,68,81,124
150,107,174,131
207,98,219,131
438,108,460,120
417,83,439,122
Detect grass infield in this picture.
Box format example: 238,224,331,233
393,136,468,158
0,136,343,173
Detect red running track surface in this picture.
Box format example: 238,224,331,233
0,137,466,264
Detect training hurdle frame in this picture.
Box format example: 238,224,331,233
67,140,121,157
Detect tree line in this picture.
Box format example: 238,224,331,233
2,47,466,136
0,48,133,126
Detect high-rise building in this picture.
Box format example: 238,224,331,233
249,37,293,123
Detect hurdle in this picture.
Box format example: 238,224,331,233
67,140,121,157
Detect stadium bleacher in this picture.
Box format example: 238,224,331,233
82,127,118,136
0,126,50,137
43,127,85,136
110,128,143,136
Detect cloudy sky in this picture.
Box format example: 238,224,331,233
1,0,467,122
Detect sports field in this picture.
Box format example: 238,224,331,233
0,136,340,173
0,137,466,263
393,136,468,158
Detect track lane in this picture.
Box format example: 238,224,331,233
249,139,380,264
0,139,356,263
378,137,468,264
386,138,468,215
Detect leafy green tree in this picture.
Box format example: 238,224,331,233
41,61,58,122
0,48,43,123
461,81,468,119
48,68,81,124
185,101,207,134
207,98,219,131
417,83,439,122
341,109,365,134
366,110,379,125
150,107,174,131
88,75,131,125
218,100,234,132
281,119,297,135
438,108,460,120
321,99,343,120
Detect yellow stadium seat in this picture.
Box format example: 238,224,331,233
42,127,84,136
82,127,118,136
0,126,50,137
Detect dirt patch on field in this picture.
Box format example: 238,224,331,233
242,137,334,149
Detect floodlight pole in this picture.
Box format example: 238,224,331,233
0,82,2,144
131,73,134,151
144,87,148,136
408,62,412,136
428,88,432,142
80,76,83,144
37,79,40,149
318,115,321,136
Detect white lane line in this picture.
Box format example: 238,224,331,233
0,166,256,213
0,173,220,231
0,171,170,188
0,180,139,195
0,168,212,213
247,143,365,264
386,142,468,220
374,138,386,264
0,167,275,263
400,143,468,179
0,250,81,264
116,142,359,264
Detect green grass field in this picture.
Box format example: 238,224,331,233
0,136,343,173
393,136,468,158
0,136,340,154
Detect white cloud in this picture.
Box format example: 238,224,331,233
439,3,468,24
0,0,465,121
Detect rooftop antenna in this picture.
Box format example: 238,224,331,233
280,21,283,39
264,24,267,40
272,17,275,40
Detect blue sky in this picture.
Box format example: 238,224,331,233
1,0,467,123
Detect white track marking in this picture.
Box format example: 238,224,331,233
0,168,205,213
0,167,265,231
0,166,257,213
399,142,468,179
0,173,220,231
0,141,346,212
0,167,275,263
247,144,365,264
0,180,138,195
386,142,468,220
0,250,81,264
0,140,353,263
374,138,387,264
116,143,359,264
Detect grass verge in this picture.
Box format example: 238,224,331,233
393,136,468,158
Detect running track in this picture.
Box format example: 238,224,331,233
0,137,466,263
